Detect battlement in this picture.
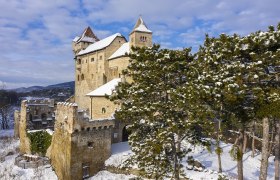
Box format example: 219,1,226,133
22,98,55,107
55,102,115,134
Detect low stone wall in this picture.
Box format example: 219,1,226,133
15,154,50,169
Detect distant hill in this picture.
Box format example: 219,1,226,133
11,81,75,93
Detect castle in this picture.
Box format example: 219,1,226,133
15,17,153,180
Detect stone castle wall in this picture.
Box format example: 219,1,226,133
19,100,31,154
129,31,152,50
49,102,115,180
14,110,20,138
90,97,118,120
74,36,127,110
18,99,55,154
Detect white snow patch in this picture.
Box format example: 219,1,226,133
108,42,129,60
89,170,136,180
105,142,131,167
78,33,123,55
87,78,121,97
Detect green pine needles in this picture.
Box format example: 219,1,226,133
27,130,52,156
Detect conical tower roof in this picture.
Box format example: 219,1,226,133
131,16,152,34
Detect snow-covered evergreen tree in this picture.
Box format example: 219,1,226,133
111,45,212,179
197,23,280,180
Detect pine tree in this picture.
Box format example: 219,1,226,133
111,45,212,179
198,23,280,180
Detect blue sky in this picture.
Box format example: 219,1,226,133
0,0,279,89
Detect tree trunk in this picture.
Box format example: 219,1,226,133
217,120,223,173
237,129,244,180
172,135,180,180
259,117,270,180
268,121,275,156
274,119,280,180
251,121,256,157
243,133,248,153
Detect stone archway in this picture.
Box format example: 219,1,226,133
122,126,130,142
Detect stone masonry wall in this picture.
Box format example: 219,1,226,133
14,110,20,138
90,97,118,120
19,100,31,154
50,102,115,180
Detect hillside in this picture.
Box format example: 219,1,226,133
11,81,74,93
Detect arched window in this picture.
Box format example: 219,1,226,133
102,108,106,114
81,74,84,80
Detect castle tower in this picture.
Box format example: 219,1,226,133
129,16,152,51
72,27,99,55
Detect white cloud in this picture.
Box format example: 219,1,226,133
0,0,279,88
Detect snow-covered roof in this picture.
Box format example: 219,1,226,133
86,78,121,97
78,36,97,43
73,36,80,42
131,17,152,33
108,42,130,60
77,33,123,56
73,26,99,43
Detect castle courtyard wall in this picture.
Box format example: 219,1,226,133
90,97,118,120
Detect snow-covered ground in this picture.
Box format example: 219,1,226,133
0,129,14,137
89,170,137,180
0,128,277,180
106,141,276,180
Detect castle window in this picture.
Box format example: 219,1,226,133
99,55,102,60
140,36,147,42
82,163,90,178
34,109,39,116
91,74,93,79
91,58,94,62
86,60,87,63
87,127,90,131
102,108,106,114
81,74,84,80
81,127,85,131
87,142,94,148
78,75,80,81
78,59,81,64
